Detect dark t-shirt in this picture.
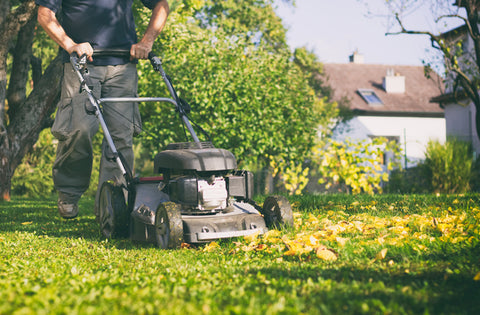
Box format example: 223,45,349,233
35,0,161,65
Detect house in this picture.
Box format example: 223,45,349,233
430,23,480,155
323,52,446,168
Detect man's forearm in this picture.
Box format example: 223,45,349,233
37,6,93,60
140,0,170,48
37,6,76,52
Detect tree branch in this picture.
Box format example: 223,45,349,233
386,13,442,50
7,15,37,111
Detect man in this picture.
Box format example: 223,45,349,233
36,0,169,219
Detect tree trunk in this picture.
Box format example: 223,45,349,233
7,16,37,110
0,55,63,201
0,1,63,200
1,1,37,138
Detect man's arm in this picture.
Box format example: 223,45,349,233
37,5,93,61
130,0,170,60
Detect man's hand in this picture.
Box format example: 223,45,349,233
130,41,151,60
68,43,94,62
131,0,169,60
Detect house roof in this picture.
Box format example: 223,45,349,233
323,63,445,117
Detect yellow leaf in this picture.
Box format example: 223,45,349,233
203,242,220,252
316,248,338,261
376,248,388,260
335,237,348,247
21,221,33,225
244,231,260,242
241,245,254,252
474,272,480,281
263,229,281,243
304,235,319,247
255,244,268,251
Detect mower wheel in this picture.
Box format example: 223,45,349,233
99,181,129,239
262,195,294,229
155,202,184,249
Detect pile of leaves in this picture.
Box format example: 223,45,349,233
206,196,480,281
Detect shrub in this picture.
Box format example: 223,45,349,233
385,165,431,194
11,130,56,198
423,138,473,194
313,137,402,194
12,129,102,198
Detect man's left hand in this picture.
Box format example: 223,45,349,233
130,42,151,60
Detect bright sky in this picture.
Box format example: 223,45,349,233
274,0,462,67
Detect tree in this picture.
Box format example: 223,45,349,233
134,0,339,193
0,0,62,201
380,0,480,141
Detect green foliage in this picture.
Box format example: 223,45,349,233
269,156,309,195
195,0,288,50
385,165,432,194
11,130,56,198
135,2,337,172
313,137,402,194
424,138,473,194
11,129,102,198
0,194,479,314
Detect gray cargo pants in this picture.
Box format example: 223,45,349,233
52,62,140,211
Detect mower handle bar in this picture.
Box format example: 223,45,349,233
69,49,200,143
70,49,160,68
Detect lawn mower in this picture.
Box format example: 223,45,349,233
70,50,293,249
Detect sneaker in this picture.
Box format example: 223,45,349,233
58,200,79,219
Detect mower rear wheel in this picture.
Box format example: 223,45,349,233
155,202,184,249
262,195,294,229
99,181,129,239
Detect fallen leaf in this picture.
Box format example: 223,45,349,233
255,244,268,251
203,241,220,252
376,248,388,260
474,272,480,281
316,248,337,261
244,231,261,242
335,237,349,247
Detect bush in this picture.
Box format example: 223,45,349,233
385,165,431,194
312,137,402,194
12,129,102,198
423,138,473,194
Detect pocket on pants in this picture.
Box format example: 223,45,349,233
51,97,73,141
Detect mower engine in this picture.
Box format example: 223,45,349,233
169,175,228,212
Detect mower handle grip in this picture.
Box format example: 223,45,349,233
69,49,162,69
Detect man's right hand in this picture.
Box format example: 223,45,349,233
68,43,94,62
38,6,94,61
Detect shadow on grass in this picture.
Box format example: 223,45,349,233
0,197,101,240
0,197,181,251
247,262,480,314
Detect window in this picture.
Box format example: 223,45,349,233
358,89,383,105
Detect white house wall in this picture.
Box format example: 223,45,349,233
333,116,446,167
444,102,480,155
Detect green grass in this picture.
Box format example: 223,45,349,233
1,194,479,314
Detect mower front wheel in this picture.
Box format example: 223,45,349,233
155,202,184,249
262,195,294,229
99,181,129,239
